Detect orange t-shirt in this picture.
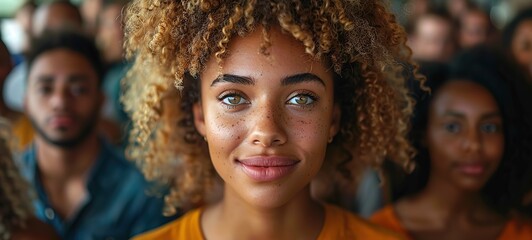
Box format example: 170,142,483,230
371,204,532,240
133,204,404,239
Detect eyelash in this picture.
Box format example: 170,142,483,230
217,90,320,109
218,91,248,109
286,91,319,108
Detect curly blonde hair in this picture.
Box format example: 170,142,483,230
0,118,33,240
124,0,419,215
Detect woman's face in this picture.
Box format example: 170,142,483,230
426,80,504,192
511,19,532,76
193,27,340,208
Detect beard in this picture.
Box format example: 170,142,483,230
28,107,100,149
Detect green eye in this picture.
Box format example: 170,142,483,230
221,95,247,105
288,95,315,105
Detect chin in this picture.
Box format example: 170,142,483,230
456,180,488,193
242,184,309,209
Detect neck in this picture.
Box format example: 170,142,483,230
35,134,101,182
204,185,324,240
415,174,491,222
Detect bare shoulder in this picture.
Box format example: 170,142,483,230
11,217,60,240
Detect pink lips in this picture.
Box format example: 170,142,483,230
49,116,75,128
238,156,299,182
457,163,486,176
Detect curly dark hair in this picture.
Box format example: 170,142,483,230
123,0,421,215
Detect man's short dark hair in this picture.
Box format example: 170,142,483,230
27,30,103,86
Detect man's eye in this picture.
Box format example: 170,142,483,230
221,94,248,105
444,122,461,133
38,86,52,95
71,86,88,95
287,94,315,105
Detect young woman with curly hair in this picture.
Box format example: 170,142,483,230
371,47,532,239
124,0,419,239
0,118,59,240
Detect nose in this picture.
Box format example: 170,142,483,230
462,128,481,153
249,102,287,147
49,87,71,111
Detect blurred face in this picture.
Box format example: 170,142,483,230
460,11,490,48
427,81,504,192
96,4,124,64
411,16,455,62
81,0,102,31
0,44,12,86
447,0,468,18
25,49,102,148
33,4,82,37
511,19,532,76
193,27,340,208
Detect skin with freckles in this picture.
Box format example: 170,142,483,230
193,27,340,239
125,1,421,238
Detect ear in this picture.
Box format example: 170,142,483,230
192,101,206,137
328,103,341,142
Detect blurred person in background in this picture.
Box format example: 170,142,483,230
458,7,498,49
0,117,59,240
96,0,131,130
446,0,476,20
372,46,532,239
503,8,532,80
0,40,18,123
19,31,173,239
1,40,31,151
12,1,37,66
80,0,103,36
4,0,83,114
403,0,431,24
407,10,457,63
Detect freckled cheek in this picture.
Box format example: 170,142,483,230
205,110,247,145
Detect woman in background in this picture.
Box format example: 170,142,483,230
371,46,532,239
503,7,532,80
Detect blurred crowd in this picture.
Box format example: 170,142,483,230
0,0,531,239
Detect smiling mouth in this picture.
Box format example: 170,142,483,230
237,156,299,182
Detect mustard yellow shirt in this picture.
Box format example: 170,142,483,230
12,115,34,151
133,204,404,239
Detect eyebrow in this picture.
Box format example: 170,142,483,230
443,111,501,120
210,73,326,87
281,73,325,87
33,74,90,84
211,74,253,86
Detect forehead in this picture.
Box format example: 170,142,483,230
431,80,499,114
29,49,98,81
200,27,332,82
417,16,451,32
